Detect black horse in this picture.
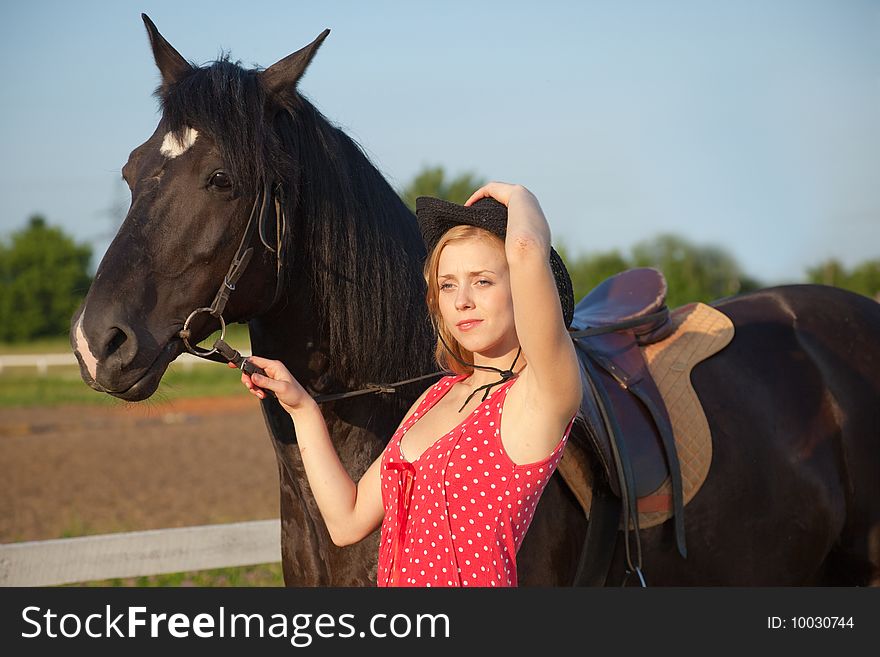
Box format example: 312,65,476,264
72,16,880,586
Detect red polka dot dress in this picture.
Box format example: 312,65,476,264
377,373,575,587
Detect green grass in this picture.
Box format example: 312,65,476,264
5,326,282,587
5,328,282,588
64,563,284,587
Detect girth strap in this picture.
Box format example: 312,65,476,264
577,343,644,577
587,346,687,559
573,478,621,586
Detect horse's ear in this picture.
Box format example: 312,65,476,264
261,29,330,106
141,14,192,93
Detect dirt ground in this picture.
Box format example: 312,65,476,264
0,396,280,543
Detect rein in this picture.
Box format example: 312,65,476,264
179,202,667,404
302,312,669,403
177,197,665,586
296,309,667,404
174,180,666,416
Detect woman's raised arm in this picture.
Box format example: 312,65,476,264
465,183,581,420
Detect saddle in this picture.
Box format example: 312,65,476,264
562,267,725,586
570,267,676,500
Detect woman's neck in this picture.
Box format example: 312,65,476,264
465,345,527,389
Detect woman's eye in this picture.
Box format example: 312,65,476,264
440,283,453,290
209,171,232,188
477,279,491,286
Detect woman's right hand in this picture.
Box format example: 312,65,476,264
231,355,314,415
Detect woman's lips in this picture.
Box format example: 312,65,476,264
457,320,482,331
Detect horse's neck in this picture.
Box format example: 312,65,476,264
248,317,385,585
247,299,329,392
253,101,433,445
280,103,433,387
249,112,431,584
248,300,412,430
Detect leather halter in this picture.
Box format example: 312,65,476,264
178,181,286,362
174,178,445,397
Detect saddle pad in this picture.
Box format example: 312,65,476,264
557,301,735,529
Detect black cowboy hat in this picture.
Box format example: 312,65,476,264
415,196,575,328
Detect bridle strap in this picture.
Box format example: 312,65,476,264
265,185,288,310
179,181,284,361
208,186,267,319
258,183,287,307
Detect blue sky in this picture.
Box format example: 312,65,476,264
1,0,877,284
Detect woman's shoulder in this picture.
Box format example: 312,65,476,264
426,373,464,393
400,374,462,421
499,368,578,465
437,372,466,387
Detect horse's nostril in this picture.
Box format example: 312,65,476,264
105,327,128,358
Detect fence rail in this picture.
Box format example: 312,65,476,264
0,519,281,587
0,352,250,375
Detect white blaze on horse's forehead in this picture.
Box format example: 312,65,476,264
159,127,199,159
74,312,99,381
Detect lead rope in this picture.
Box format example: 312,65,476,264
311,314,669,404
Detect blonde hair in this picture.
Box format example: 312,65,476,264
423,225,506,375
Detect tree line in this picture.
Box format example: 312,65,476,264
1,167,877,342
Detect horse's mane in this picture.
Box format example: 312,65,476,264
160,56,436,388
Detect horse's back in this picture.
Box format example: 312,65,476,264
712,284,880,462
714,283,880,379
521,283,880,586
700,284,880,584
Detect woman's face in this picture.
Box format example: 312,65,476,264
436,237,516,357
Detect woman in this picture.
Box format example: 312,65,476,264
237,182,582,586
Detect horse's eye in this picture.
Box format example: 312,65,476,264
209,171,232,189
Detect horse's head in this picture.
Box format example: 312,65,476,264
71,15,328,401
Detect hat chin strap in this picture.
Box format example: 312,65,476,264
432,318,522,412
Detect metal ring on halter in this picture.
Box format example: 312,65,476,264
181,307,226,356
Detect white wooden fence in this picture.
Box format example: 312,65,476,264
0,519,281,587
0,352,222,375
1,349,272,586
